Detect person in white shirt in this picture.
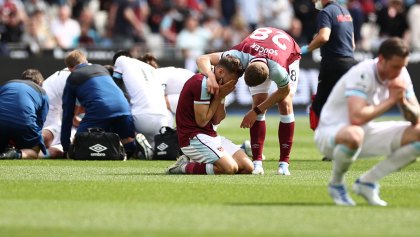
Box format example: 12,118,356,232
175,13,212,72
112,51,169,148
315,37,420,206
140,53,195,127
50,4,81,49
42,68,81,158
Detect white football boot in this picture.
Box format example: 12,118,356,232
166,155,189,174
328,183,356,206
353,179,387,206
135,133,154,160
252,160,264,175
277,162,291,176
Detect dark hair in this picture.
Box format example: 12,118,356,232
103,64,114,75
217,55,244,78
112,50,132,65
139,53,159,68
105,64,131,104
378,37,409,60
244,62,269,87
21,69,44,86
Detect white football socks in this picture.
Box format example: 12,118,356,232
330,144,360,185
360,142,420,183
206,163,215,175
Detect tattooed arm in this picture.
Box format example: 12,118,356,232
398,97,420,125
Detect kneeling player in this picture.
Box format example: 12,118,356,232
166,56,253,174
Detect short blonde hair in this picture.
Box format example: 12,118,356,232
64,50,87,69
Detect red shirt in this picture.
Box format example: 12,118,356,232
176,74,217,147
231,27,301,72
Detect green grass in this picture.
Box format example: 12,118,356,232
1,116,420,237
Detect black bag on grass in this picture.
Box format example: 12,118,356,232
68,128,126,160
153,126,181,160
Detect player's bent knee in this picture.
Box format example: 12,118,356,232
348,127,364,147
215,157,239,174
338,126,364,150
239,162,254,174
224,164,239,174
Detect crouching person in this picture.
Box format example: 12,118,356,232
61,50,139,158
166,56,253,174
0,69,49,159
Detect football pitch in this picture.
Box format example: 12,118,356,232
1,115,420,237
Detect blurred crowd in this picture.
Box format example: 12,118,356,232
1,0,420,62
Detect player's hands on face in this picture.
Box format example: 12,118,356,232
388,77,406,103
240,110,258,128
206,74,220,94
218,80,236,98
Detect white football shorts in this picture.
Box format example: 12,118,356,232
315,121,410,159
181,134,240,164
249,59,300,96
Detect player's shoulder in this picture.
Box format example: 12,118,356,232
43,68,70,86
343,59,376,86
183,73,204,86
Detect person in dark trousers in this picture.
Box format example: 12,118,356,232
0,69,49,159
301,0,356,161
61,50,138,158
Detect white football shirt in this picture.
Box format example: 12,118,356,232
319,58,414,128
155,67,195,95
42,68,71,128
114,56,167,116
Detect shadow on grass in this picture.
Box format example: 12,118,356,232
101,172,167,176
227,202,381,207
227,202,334,207
262,159,330,163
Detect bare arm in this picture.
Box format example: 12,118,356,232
347,96,397,125
240,85,290,128
257,86,290,112
72,105,85,128
211,98,226,125
194,98,223,128
398,96,420,125
196,52,222,94
194,80,235,127
124,7,143,34
307,27,331,52
348,79,405,125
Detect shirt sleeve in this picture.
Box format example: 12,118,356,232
60,80,77,151
344,71,371,99
37,94,49,129
193,77,211,104
222,50,249,69
268,62,290,88
318,10,332,29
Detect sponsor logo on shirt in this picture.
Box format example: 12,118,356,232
337,14,352,22
251,43,278,56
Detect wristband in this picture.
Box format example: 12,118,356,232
253,106,263,115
